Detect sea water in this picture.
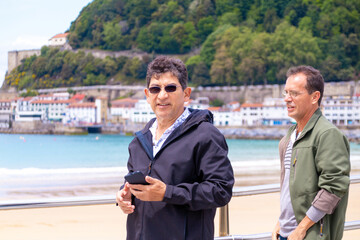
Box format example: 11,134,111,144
1,133,359,200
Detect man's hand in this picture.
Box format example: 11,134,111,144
288,216,315,240
129,176,166,201
116,183,135,214
272,221,280,240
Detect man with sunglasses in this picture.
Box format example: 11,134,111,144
116,56,234,240
271,66,350,240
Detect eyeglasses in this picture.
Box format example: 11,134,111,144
282,90,304,98
148,84,180,94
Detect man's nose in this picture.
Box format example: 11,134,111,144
284,94,292,102
157,88,169,98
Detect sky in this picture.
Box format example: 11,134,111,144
0,0,93,87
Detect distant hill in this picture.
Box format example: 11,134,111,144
3,0,360,91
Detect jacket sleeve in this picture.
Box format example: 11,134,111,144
162,123,234,211
312,128,350,214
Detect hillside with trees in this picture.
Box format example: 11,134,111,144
4,0,360,91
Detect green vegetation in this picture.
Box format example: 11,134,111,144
4,0,360,90
20,89,39,97
5,46,150,90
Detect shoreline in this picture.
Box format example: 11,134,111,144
2,125,360,142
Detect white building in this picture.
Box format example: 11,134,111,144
110,98,139,121
262,98,293,126
30,99,75,122
185,97,210,109
208,107,234,126
239,103,263,126
322,96,360,126
48,33,69,47
15,97,43,122
62,98,102,124
0,100,12,114
64,102,97,124
0,100,13,128
130,99,155,123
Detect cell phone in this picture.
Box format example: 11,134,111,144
124,171,149,185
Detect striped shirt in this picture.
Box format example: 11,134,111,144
150,108,191,157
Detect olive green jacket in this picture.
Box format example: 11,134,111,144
279,108,350,240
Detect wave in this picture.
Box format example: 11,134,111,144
0,166,128,175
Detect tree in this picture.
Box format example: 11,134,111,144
210,45,235,85
200,24,232,66
170,21,198,53
191,62,210,86
151,1,185,23
31,57,48,78
197,16,215,42
103,21,131,50
136,22,170,52
123,57,146,79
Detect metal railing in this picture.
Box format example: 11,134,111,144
1,175,359,239
214,221,360,240
215,175,360,239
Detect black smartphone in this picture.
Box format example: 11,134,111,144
124,171,149,185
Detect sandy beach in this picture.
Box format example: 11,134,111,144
0,182,359,239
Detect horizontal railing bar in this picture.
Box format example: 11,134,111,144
0,195,115,210
232,183,279,197
351,174,360,184
214,220,360,240
215,232,271,240
1,175,359,210
344,220,360,231
233,175,360,197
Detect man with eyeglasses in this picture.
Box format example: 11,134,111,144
272,66,350,240
116,56,234,240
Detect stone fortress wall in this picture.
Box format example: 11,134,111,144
7,49,41,73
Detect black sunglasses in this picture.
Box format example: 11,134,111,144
148,84,180,94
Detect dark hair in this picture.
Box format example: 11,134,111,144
286,65,324,106
146,56,188,90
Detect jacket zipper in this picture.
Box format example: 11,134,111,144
148,161,153,175
292,149,298,179
319,218,324,237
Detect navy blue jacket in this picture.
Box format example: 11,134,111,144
125,109,234,240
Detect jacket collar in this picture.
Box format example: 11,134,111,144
295,108,322,142
135,109,213,160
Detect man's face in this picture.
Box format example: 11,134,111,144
284,73,319,123
145,72,191,124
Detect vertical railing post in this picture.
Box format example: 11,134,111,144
219,204,229,236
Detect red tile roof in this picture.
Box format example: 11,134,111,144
228,101,240,105
31,99,75,104
207,106,221,111
68,102,96,108
111,98,138,107
22,97,34,101
111,98,139,103
71,94,86,101
38,94,53,98
50,33,69,39
241,103,263,108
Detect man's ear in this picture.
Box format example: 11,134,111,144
184,87,191,101
312,91,320,105
144,88,150,104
